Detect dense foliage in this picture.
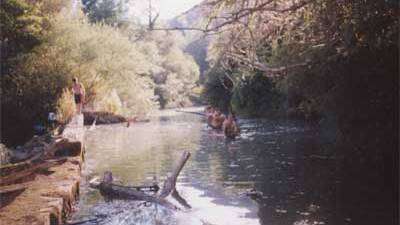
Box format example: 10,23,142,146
202,1,398,212
203,0,398,121
134,30,199,108
1,0,200,146
1,0,69,145
82,0,126,25
82,0,200,108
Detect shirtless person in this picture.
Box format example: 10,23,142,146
205,107,215,126
205,106,213,113
222,113,240,138
211,110,225,129
72,77,85,114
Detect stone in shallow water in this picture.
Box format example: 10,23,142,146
245,164,255,169
275,209,288,214
229,162,240,168
298,211,311,216
308,204,320,212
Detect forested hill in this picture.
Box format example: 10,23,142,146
168,1,211,82
169,3,206,29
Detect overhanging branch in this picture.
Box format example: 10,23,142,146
225,52,310,76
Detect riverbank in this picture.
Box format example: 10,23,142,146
0,115,85,225
83,111,154,126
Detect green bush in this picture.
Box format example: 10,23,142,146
1,0,201,145
231,72,283,117
135,30,200,108
203,66,232,112
56,89,75,124
1,12,159,145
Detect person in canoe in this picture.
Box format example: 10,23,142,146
205,106,215,126
205,106,213,113
222,113,240,139
210,110,225,129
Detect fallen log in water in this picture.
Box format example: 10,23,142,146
90,151,191,210
98,179,177,210
109,182,160,192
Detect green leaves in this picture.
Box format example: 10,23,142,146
82,0,126,25
203,0,398,120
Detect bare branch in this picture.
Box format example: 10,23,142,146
224,51,310,76
150,26,210,32
206,0,315,31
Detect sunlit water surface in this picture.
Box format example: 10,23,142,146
71,107,340,225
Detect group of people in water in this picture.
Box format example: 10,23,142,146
71,77,240,138
205,106,240,139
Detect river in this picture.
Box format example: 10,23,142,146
70,107,393,225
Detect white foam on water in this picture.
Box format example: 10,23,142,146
173,186,260,225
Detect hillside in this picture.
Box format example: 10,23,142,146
168,1,211,82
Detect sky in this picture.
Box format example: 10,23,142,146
128,0,203,22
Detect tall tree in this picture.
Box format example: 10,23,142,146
0,0,42,75
82,0,126,25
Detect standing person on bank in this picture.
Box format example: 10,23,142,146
72,77,85,114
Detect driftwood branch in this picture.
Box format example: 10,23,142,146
97,177,177,210
159,151,190,198
171,189,191,209
205,0,315,32
90,151,191,210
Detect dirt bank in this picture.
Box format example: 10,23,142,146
83,111,126,125
83,111,151,126
0,115,85,225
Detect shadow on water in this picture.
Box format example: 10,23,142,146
70,107,396,225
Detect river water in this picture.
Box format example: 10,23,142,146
70,107,392,225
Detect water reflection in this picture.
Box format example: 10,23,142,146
71,107,384,225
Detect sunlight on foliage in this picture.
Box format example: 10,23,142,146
56,88,75,124
134,30,200,108
2,0,201,144
11,14,159,118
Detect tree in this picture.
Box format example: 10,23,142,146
82,0,126,25
131,29,200,108
203,0,398,118
0,0,42,75
1,0,68,145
